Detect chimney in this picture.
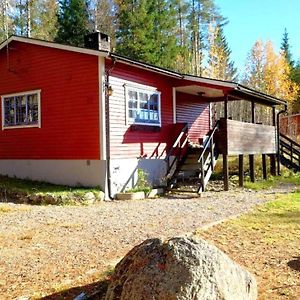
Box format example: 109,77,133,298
84,32,111,52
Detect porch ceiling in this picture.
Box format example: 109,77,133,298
175,85,224,98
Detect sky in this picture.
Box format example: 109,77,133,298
214,0,300,75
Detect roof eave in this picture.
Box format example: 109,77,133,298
109,53,183,78
234,85,287,106
0,35,109,57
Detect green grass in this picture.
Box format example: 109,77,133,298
244,171,300,190
0,175,103,205
232,190,300,241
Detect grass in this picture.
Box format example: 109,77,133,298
197,189,300,299
244,171,300,191
0,175,103,205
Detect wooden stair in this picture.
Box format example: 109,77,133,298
167,121,220,193
279,133,300,172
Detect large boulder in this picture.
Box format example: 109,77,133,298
105,237,257,300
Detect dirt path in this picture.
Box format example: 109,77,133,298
0,184,298,299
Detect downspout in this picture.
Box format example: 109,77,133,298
276,104,288,175
105,58,116,200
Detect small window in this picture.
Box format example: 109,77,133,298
1,90,41,129
126,85,161,126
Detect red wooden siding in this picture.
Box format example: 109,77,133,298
176,92,210,143
0,41,100,159
280,114,300,142
107,60,178,159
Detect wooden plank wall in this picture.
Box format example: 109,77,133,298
218,119,277,155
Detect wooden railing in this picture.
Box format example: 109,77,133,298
279,133,300,171
165,123,189,179
197,120,220,193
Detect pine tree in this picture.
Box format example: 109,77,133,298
55,0,90,46
116,0,180,70
281,28,293,68
205,25,237,81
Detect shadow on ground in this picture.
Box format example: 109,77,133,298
39,279,109,300
287,256,300,272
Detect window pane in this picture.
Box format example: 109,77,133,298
15,96,27,124
27,94,38,123
4,97,15,126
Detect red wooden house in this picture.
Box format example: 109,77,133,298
0,33,296,199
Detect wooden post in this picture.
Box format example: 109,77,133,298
251,101,255,123
249,154,255,182
239,154,244,187
223,154,229,191
262,154,267,180
224,94,228,119
270,106,277,175
270,155,276,176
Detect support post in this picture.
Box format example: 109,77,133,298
238,154,244,187
249,154,255,182
270,155,276,176
262,154,267,180
224,94,228,119
251,101,255,123
223,153,229,191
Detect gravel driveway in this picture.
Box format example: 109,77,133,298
0,185,297,299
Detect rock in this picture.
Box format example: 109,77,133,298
84,192,96,204
105,237,257,300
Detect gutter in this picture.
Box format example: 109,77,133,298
105,58,116,200
276,104,288,175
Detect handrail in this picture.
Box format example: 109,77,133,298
165,123,189,159
279,133,300,169
198,120,219,163
280,133,300,149
165,123,189,178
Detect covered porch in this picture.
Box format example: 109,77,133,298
168,76,287,191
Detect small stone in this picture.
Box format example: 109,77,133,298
84,192,96,204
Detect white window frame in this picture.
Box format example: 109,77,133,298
1,90,41,130
125,84,161,127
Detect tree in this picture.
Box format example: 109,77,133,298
55,0,90,46
33,0,58,40
115,0,180,70
205,24,237,81
187,0,225,76
244,40,299,113
281,28,293,68
92,0,116,48
0,0,14,42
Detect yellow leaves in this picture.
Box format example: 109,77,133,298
245,40,299,109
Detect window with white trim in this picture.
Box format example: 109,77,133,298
126,86,161,126
1,90,41,129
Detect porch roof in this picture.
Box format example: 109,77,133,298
180,76,287,107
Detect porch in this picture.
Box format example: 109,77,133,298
166,78,288,192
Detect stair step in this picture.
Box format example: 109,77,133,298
176,170,198,178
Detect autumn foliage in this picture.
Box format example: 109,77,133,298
244,40,299,110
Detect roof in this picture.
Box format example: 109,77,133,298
0,35,108,57
0,35,287,106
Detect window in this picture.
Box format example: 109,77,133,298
126,85,161,126
1,90,41,129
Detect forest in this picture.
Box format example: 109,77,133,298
1,0,300,113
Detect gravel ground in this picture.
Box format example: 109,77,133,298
0,185,298,299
